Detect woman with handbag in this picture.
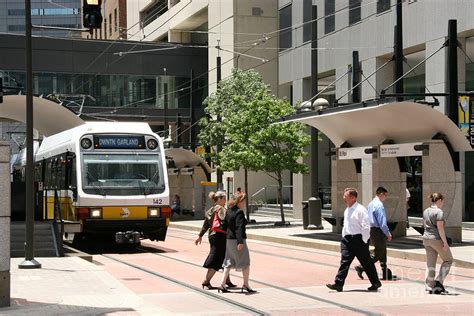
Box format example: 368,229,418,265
422,192,453,294
195,191,235,290
218,191,256,293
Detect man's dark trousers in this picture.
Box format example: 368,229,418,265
370,227,387,269
335,234,380,286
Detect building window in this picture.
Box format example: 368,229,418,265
8,25,25,32
140,0,168,28
324,0,335,34
349,0,361,25
279,4,292,51
377,0,391,14
303,0,312,43
114,8,118,32
109,13,112,36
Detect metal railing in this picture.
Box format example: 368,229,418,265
250,185,293,207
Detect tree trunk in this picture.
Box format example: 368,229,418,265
244,168,250,221
278,172,285,224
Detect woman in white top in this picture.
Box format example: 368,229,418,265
422,192,453,294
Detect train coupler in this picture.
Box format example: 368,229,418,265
115,231,141,244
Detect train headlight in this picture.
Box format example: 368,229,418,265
90,208,102,218
148,207,160,218
147,139,158,150
81,138,92,149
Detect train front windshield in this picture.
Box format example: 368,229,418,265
82,153,165,196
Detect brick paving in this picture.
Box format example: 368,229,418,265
0,216,472,315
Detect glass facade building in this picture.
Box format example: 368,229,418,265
0,33,208,153
0,0,81,37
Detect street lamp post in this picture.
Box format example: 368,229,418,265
19,0,41,269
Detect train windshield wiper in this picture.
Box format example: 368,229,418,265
86,171,106,196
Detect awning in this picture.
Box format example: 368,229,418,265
165,148,211,175
0,95,84,136
280,101,472,152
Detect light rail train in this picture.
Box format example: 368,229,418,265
12,122,170,244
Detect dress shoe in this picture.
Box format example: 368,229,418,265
201,282,215,290
225,281,237,288
241,285,257,293
434,281,447,292
355,266,364,280
326,283,343,292
367,282,382,291
217,286,230,293
430,281,448,294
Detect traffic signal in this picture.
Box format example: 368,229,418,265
83,0,103,29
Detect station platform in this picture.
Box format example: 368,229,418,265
1,214,472,314
171,214,474,269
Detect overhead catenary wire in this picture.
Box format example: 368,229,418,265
78,0,391,99
336,58,393,103
99,0,401,119
59,0,397,120
381,42,447,95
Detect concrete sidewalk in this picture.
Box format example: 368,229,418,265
1,216,472,315
170,214,474,269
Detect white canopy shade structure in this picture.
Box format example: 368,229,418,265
280,101,472,152
0,95,84,136
165,148,211,176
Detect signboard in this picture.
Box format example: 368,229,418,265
93,135,145,149
471,98,474,148
459,96,474,148
379,143,422,158
338,147,372,160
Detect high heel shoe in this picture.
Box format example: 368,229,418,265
202,282,215,290
241,285,257,293
225,281,237,288
217,286,230,293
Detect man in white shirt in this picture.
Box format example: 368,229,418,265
326,188,382,292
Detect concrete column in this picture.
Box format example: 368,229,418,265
422,140,462,242
373,156,407,238
331,151,362,233
0,141,11,306
361,158,373,207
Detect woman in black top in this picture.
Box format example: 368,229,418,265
195,191,235,290
218,191,256,293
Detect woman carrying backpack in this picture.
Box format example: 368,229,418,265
195,191,235,289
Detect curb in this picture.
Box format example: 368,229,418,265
170,222,473,270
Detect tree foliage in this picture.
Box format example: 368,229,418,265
198,69,310,223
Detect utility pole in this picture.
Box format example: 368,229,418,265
352,51,361,103
216,46,223,190
308,5,323,230
447,19,458,125
19,0,41,269
189,69,194,150
394,0,404,101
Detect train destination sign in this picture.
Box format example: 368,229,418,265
94,135,145,149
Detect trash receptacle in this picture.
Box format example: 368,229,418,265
307,197,323,230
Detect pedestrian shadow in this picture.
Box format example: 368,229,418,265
4,299,136,314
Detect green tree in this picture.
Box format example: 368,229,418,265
198,69,269,217
223,92,310,224
199,69,310,224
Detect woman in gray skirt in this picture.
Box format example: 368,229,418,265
217,191,256,293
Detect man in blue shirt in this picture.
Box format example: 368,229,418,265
355,187,392,280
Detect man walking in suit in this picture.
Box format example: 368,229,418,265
355,187,392,280
326,188,382,292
